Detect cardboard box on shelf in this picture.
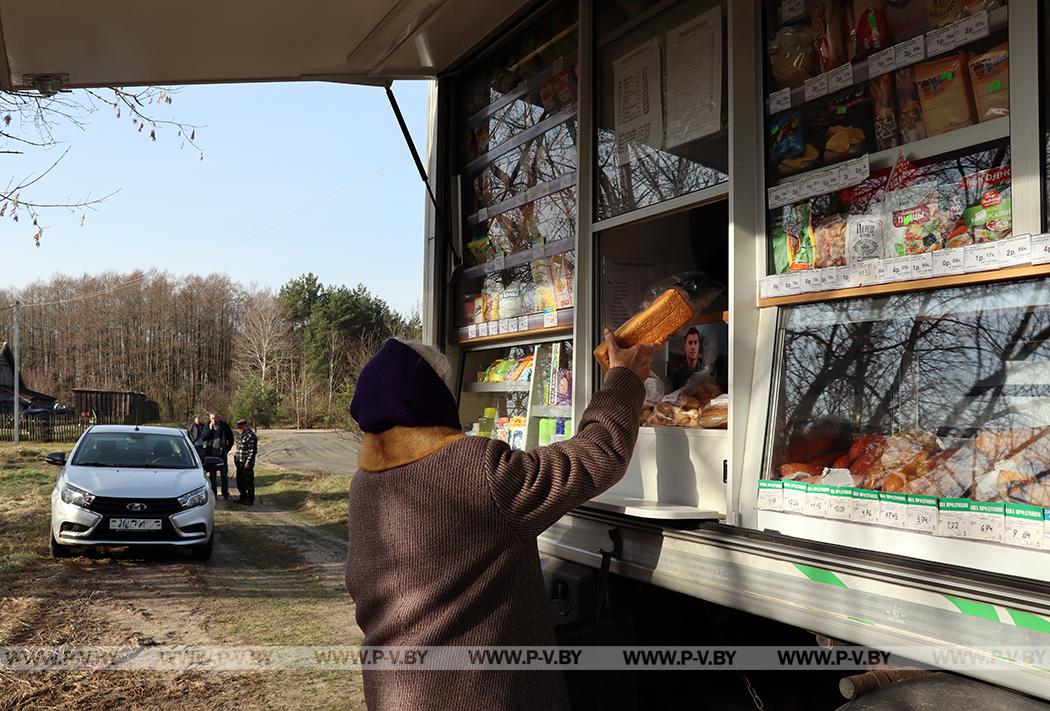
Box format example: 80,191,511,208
914,53,977,138
969,42,1009,123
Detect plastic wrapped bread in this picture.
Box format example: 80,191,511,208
699,394,728,429
594,287,694,370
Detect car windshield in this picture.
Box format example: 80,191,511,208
71,432,198,469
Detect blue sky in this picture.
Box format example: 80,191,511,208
0,80,430,316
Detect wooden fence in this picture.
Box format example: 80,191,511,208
0,413,99,443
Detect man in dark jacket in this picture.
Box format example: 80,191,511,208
187,416,207,447
202,412,234,500
233,419,257,505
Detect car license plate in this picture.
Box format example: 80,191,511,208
109,518,162,531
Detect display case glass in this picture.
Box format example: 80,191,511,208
764,277,1050,532
594,0,729,222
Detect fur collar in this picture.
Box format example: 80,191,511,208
358,426,465,472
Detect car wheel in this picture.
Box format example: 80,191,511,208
49,532,72,558
190,533,213,562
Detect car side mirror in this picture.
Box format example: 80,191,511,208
203,456,224,469
44,452,66,466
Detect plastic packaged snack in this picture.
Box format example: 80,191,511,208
914,53,977,137
968,43,1009,122
894,66,928,143
823,85,874,164
482,273,502,322
870,73,900,152
845,0,890,61
887,182,945,255
768,25,818,90
885,0,930,42
550,252,575,309
784,202,816,270
813,214,848,268
467,235,495,265
810,0,847,72
961,164,1012,243
531,258,558,312
770,109,819,177
699,394,729,429
845,214,886,263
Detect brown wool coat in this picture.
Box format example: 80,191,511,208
345,367,645,711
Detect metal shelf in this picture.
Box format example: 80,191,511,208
465,52,578,128
462,104,577,176
868,116,1010,172
460,238,575,280
458,308,574,346
465,171,577,228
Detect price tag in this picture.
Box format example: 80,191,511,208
998,234,1032,267
895,35,926,68
757,481,783,511
957,10,990,45
845,155,870,184
477,207,489,222
800,269,823,293
769,87,792,115
964,242,999,272
466,324,478,340
517,316,530,332
826,64,854,93
910,253,933,279
883,255,914,282
1031,234,1050,265
852,489,880,525
1004,504,1043,549
805,484,831,518
827,487,854,520
784,181,804,205
820,266,847,291
869,47,897,77
781,273,802,296
937,498,971,539
543,308,558,329
970,501,1004,543
782,481,807,515
767,184,790,209
803,73,829,102
843,263,864,288
492,253,506,271
780,0,806,23
478,322,490,337
880,493,908,529
907,495,938,533
931,248,965,276
926,25,957,55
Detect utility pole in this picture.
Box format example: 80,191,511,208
12,300,20,443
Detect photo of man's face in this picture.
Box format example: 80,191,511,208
685,332,700,364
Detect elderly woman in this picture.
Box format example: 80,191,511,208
345,331,654,711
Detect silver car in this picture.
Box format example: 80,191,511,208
48,425,217,560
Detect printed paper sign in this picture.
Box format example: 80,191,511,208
1004,504,1043,549
827,488,853,521
964,243,999,272
926,25,957,56
869,47,896,77
769,88,791,115
851,489,880,525
466,324,478,340
543,308,558,329
782,481,807,515
998,234,1032,267
803,74,829,102
1031,234,1050,265
907,495,938,533
931,248,965,277
879,493,908,529
970,501,1004,543
757,481,783,511
805,484,831,518
895,36,926,68
826,64,854,93
937,498,971,539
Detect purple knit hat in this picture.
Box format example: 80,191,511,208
350,338,461,434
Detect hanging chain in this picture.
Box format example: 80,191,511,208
737,671,766,711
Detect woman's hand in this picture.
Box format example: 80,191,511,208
604,328,656,382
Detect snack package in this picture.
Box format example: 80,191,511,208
641,373,667,424
914,53,976,137
810,0,847,72
824,85,874,164
467,235,495,265
813,214,848,268
845,0,890,61
968,43,1009,122
499,274,523,319
473,295,485,325
894,66,928,143
699,394,729,430
845,214,887,263
463,295,478,326
550,252,575,309
870,73,900,151
770,213,792,274
784,202,816,270
926,0,964,28
885,0,930,42
482,273,502,322
770,109,820,177
531,258,558,313
887,182,945,254
961,164,1012,243
768,25,818,90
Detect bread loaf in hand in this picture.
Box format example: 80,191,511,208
594,287,694,370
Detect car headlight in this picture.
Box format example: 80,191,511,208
60,483,95,508
178,486,209,509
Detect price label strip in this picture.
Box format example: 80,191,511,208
910,253,933,280
882,255,914,282
926,25,956,56
970,501,1004,543
964,242,1000,272
852,488,881,526
800,270,823,294
932,248,965,277
768,87,792,115
517,316,530,332
956,10,990,46
803,73,829,103
907,494,938,533
998,234,1032,267
466,324,478,340
805,484,831,518
543,308,558,329
879,492,909,529
895,35,926,69
757,480,783,511
826,63,854,93
1032,233,1050,265
827,487,853,521
1004,503,1043,549
869,46,897,78
781,273,802,296
782,480,808,516
937,498,971,539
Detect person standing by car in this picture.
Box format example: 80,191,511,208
234,419,257,505
188,415,207,448
202,412,234,501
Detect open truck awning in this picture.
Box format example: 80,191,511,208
0,0,531,90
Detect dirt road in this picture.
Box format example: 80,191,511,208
257,429,359,475
0,439,365,710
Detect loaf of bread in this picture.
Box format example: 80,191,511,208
593,287,694,370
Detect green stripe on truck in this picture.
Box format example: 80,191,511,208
1007,609,1050,635
945,595,998,621
794,564,847,588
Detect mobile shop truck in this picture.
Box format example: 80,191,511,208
6,0,1050,703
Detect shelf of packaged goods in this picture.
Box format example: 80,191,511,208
463,381,532,394
462,104,577,176
765,6,1007,116
458,307,574,346
460,238,576,280
532,404,572,419
758,262,1050,309
465,52,579,129
465,172,577,229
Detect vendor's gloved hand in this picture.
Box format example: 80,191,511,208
604,328,656,383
